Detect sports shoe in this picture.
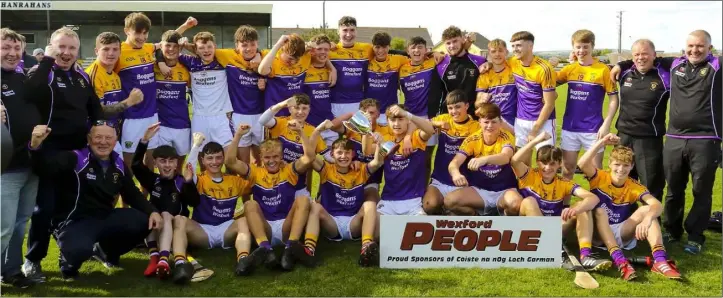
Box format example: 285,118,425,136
156,261,171,280
21,260,46,283
92,243,118,269
290,241,316,267
252,246,278,270
280,246,296,271
580,255,612,272
172,261,194,284
683,241,702,255
144,256,159,277
1,273,37,289
662,232,680,245
59,268,79,281
616,261,637,281
651,260,681,279
358,241,379,267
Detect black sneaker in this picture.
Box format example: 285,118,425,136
21,260,46,283
358,242,379,267
236,249,269,276
92,243,118,269
172,261,194,284
60,268,79,281
662,232,680,245
290,241,316,267
280,246,296,271
580,255,613,272
259,247,278,270
1,273,37,289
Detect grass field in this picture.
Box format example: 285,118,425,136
2,85,721,297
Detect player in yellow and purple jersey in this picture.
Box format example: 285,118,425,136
555,30,619,183
511,131,613,272
423,90,480,215
214,25,266,167
475,39,516,132
225,122,317,272
329,16,373,118
578,134,682,281
447,103,527,216
115,12,195,169
304,34,337,147
154,30,191,169
366,31,409,126
85,32,145,159
290,120,386,268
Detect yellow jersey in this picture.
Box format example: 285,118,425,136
557,59,619,133
192,172,251,226
430,114,480,185
318,161,371,216
589,169,650,224
247,163,300,221
507,56,556,121
458,129,517,191
518,168,579,216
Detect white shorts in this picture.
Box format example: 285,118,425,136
232,113,264,147
327,215,359,241
320,129,339,147
364,183,379,191
594,222,637,250
514,118,556,148
121,114,160,153
295,188,311,200
561,130,603,153
377,114,388,126
377,198,426,216
191,114,234,148
113,142,124,159
199,219,234,249
331,103,360,118
430,178,460,197
157,126,191,155
474,187,509,215
268,218,286,247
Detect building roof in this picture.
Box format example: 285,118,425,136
271,27,432,46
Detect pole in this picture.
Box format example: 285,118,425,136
617,11,623,54
322,0,326,29
46,9,50,44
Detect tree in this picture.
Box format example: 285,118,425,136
300,28,340,44
391,37,406,51
591,49,613,57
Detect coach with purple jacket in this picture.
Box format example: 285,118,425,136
28,123,162,280
613,30,721,255
613,39,669,204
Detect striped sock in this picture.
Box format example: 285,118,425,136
237,252,249,262
159,250,170,262
148,241,159,257
256,238,272,250
579,242,592,258
362,235,373,245
608,246,626,266
174,254,187,265
651,244,668,262
304,233,318,256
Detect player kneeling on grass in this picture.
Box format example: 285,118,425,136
447,103,527,216
376,104,436,221
225,123,316,272
293,121,386,268
512,131,612,272
170,132,254,280
423,90,481,215
132,123,199,281
578,134,681,281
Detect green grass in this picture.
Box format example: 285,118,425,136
2,86,721,297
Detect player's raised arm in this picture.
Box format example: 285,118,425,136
389,105,435,140
309,121,332,172
511,131,551,177
578,133,619,178
330,112,355,134
367,133,387,174
225,125,252,176
258,96,296,128
291,120,315,173
258,35,288,76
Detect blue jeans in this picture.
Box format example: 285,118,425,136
1,168,39,276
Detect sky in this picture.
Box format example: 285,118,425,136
245,0,722,52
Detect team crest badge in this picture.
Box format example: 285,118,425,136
125,141,134,149
590,74,596,80
113,173,120,183
1,84,6,89
171,193,178,202
78,79,86,88
155,186,161,192
626,77,632,82
89,168,94,173
678,67,685,73
700,68,708,76
578,74,584,80
57,76,62,82
650,82,658,90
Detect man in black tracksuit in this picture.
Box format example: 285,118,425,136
29,123,162,279
615,40,670,202
23,45,104,278
615,30,722,254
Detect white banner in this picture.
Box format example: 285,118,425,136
1,1,52,10
380,216,562,269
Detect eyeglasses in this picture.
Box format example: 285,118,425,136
92,120,115,128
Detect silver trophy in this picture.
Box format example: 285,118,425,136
342,110,399,156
